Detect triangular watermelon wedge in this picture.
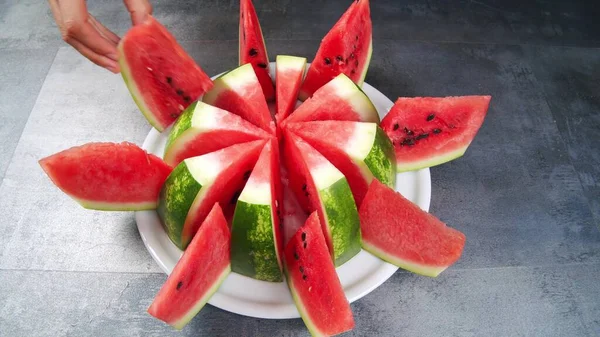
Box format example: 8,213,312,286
39,142,172,211
284,212,355,336
158,140,266,250
202,63,274,133
148,203,231,329
283,74,379,126
359,179,466,277
118,16,213,132
239,0,275,101
275,55,307,123
286,121,396,207
164,101,272,167
298,0,372,101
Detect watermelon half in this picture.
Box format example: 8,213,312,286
157,140,266,250
286,121,396,207
284,212,355,337
148,203,231,329
284,74,379,125
118,16,213,132
39,142,172,211
202,63,274,133
381,96,491,172
359,179,466,277
239,0,275,101
231,139,283,282
283,131,362,267
164,101,271,167
298,0,372,101
275,55,307,122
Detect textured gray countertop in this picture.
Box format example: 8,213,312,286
1,1,599,336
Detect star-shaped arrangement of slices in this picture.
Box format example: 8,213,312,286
39,0,492,336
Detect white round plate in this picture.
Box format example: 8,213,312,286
135,63,431,319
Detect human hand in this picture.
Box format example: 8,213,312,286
48,0,153,74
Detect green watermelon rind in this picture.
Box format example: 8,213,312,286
362,240,448,278
77,198,158,212
170,266,231,329
231,200,282,282
363,126,396,188
396,145,469,173
356,38,373,86
165,101,197,153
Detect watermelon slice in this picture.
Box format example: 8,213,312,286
360,179,466,277
283,131,361,267
164,101,271,167
39,142,172,211
275,55,307,122
381,96,491,172
118,16,213,132
284,212,355,336
239,0,275,101
298,0,372,101
148,203,231,329
284,74,379,126
231,139,283,282
286,121,395,207
157,140,266,250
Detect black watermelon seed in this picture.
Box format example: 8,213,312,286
303,275,308,280
303,242,307,249
350,52,355,59
299,266,304,273
351,69,356,74
183,96,191,102
258,63,267,68
243,170,251,180
302,184,307,191
230,190,241,204
355,35,359,41
166,77,173,84
355,60,359,67
176,281,183,290
324,57,332,65
393,123,399,131
294,251,299,260
304,191,310,197
336,55,343,62
416,133,429,140
402,138,415,146
427,114,435,121
353,45,357,50
249,48,258,57
433,128,442,134
170,113,178,118
404,127,414,136
301,232,306,241
176,89,184,96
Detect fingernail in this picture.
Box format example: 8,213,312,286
107,62,120,74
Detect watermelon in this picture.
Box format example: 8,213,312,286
164,101,271,167
275,55,307,122
283,131,361,267
381,96,491,172
284,212,355,336
202,63,274,133
284,74,379,126
231,139,283,282
39,142,172,211
286,121,395,207
157,140,266,250
148,203,231,329
118,16,213,132
298,0,372,101
360,179,466,277
239,0,275,101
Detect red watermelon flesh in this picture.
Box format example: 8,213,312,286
239,0,275,101
381,95,491,172
39,142,172,211
118,16,213,132
359,179,466,277
181,140,266,249
148,203,231,329
298,0,372,101
284,212,355,336
275,55,307,123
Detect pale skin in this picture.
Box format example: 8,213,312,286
48,0,153,74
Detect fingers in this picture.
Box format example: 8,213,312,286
69,38,120,73
123,0,153,25
89,15,120,45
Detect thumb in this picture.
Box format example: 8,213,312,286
123,0,153,25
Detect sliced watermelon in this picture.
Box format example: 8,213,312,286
148,203,231,329
231,139,283,282
286,121,395,207
298,0,372,101
381,96,491,172
284,74,379,126
283,131,361,267
157,140,266,250
360,179,466,277
202,63,274,133
39,142,172,211
239,0,275,101
284,212,355,336
275,55,307,122
118,16,213,132
164,101,271,167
